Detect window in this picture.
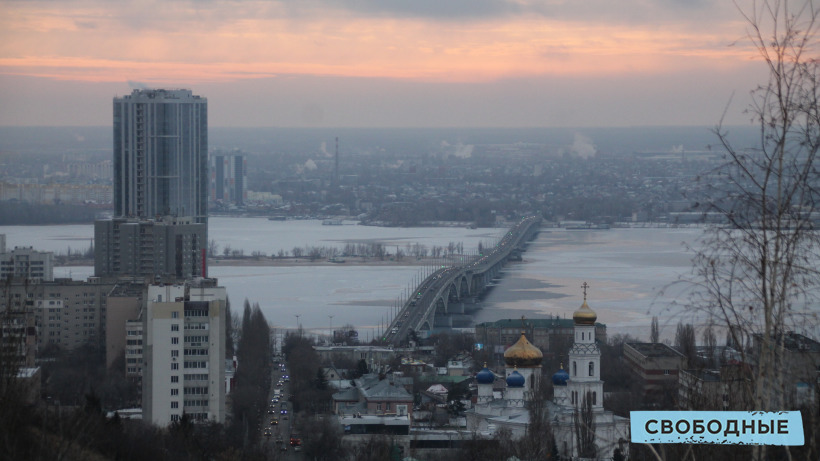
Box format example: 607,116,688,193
172,350,179,357
573,361,577,376
172,324,179,332
171,389,179,396
589,361,594,377
172,312,179,319
172,363,179,370
171,337,179,345
171,376,179,383
171,401,178,409
592,392,597,405
664,369,670,375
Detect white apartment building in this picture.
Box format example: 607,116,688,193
0,245,54,282
142,280,226,426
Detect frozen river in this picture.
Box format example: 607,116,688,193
0,219,703,341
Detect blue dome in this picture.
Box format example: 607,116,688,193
476,366,495,385
506,370,525,388
552,365,569,386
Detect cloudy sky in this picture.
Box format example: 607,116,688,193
0,0,772,127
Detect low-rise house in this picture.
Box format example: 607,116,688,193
332,373,414,421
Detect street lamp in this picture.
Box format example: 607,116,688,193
328,315,334,344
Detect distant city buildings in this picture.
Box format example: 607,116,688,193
0,183,111,205
210,153,246,207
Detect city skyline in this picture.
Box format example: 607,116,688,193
1,0,771,128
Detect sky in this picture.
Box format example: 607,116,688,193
0,0,774,128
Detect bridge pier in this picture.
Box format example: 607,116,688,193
434,315,453,328
449,303,465,314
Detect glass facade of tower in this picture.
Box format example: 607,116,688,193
113,89,208,224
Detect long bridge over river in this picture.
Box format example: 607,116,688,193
384,216,541,346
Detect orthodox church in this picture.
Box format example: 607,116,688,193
466,286,630,459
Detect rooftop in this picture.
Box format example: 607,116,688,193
626,342,686,358
475,317,606,329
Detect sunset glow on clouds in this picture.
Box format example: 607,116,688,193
0,0,772,126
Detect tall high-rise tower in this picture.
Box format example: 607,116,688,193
96,89,208,280
210,152,247,207
113,89,208,224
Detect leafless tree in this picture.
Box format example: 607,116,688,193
650,316,660,343
574,391,597,459
702,324,718,368
674,322,696,368
687,1,820,459
517,375,556,460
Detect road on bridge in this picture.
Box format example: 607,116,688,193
383,216,541,346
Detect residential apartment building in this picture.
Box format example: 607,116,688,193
1,312,36,369
105,282,145,368
142,280,226,426
96,88,209,281
94,216,206,279
0,277,117,352
125,320,144,389
0,243,54,282
623,342,687,404
112,89,208,225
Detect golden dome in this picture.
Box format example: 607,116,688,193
573,300,598,325
503,332,543,367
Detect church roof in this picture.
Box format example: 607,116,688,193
503,332,543,367
572,300,597,325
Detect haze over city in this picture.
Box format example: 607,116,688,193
2,0,819,459
1,0,767,127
